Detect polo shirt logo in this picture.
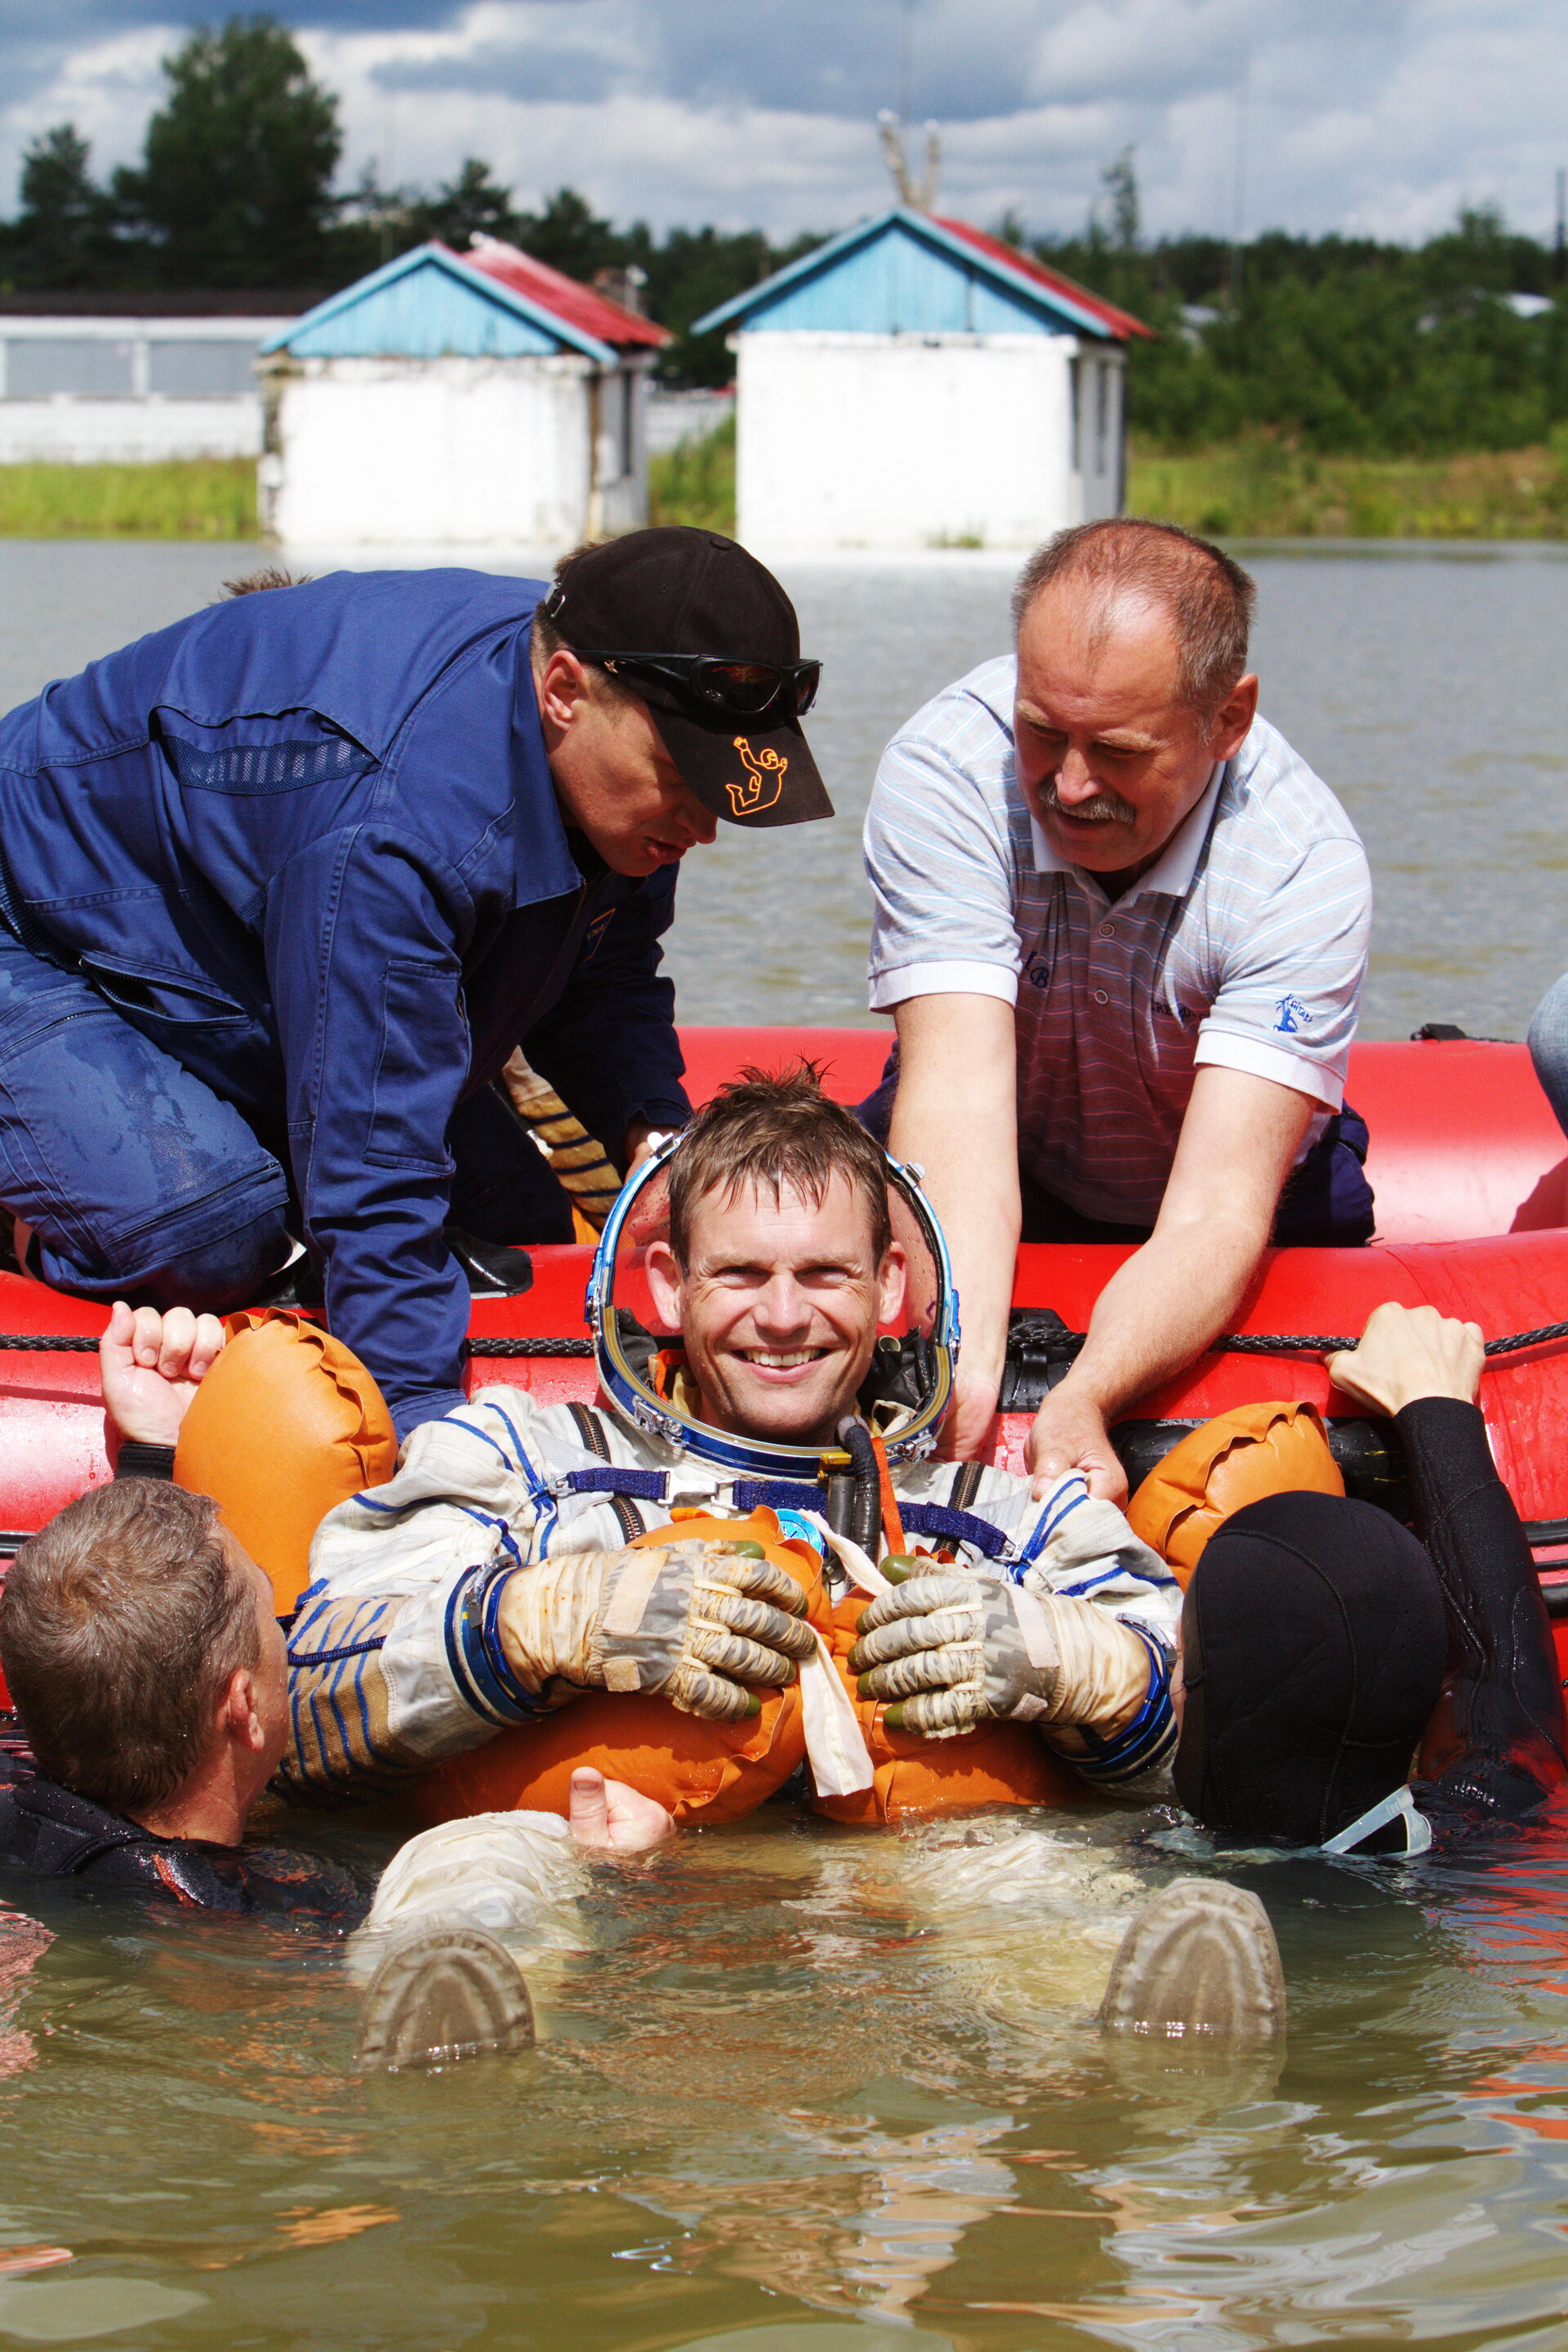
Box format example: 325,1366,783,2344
1274,994,1311,1034
1022,952,1052,990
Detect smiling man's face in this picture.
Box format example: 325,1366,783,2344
644,1174,907,1446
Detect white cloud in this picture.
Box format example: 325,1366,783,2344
3,0,1568,249
2,24,169,180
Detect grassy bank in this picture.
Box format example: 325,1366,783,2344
648,414,736,533
0,458,256,538
1129,435,1568,538
8,428,1568,546
646,418,1568,542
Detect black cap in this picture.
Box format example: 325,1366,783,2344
542,527,833,831
1174,1492,1448,1850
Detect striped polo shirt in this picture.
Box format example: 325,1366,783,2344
863,655,1372,1226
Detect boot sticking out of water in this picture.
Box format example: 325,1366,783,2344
354,1927,535,2073
1098,1879,1285,2043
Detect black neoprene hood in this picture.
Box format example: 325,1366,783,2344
1173,1490,1449,1848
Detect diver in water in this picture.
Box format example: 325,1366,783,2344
1169,1300,1568,1853
874,1295,1568,1858
0,1359,681,2065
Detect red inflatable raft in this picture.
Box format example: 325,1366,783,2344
2,1027,1567,1658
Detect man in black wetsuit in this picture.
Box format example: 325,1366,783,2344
1173,1302,1568,1854
0,1306,673,1938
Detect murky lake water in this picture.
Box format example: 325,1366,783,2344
3,540,1568,2350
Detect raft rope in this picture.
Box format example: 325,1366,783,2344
0,1323,1566,1361
0,1332,598,1356
1004,1318,1568,1364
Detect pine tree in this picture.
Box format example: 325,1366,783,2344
114,16,341,287
402,159,526,254
9,126,115,288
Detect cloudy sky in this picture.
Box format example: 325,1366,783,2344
5,0,1568,248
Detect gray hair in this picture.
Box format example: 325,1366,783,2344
1011,519,1256,718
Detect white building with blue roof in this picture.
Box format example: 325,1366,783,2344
693,207,1152,556
258,236,670,548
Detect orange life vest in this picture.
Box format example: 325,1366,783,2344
173,1309,397,1615
1126,1399,1344,1585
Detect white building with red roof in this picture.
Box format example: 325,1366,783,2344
259,236,671,548
693,207,1152,555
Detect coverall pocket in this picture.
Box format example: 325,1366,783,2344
367,958,463,1174
79,957,252,1031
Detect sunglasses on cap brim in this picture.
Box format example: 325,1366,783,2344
576,650,822,720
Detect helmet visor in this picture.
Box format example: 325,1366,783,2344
591,1147,956,1468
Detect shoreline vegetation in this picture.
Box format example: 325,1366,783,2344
0,457,256,538
1131,435,1568,540
9,428,1568,544
658,422,1568,544
9,425,1568,543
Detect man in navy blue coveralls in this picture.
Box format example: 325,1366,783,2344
0,528,832,1437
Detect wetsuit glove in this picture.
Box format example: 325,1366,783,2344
849,1570,1153,1742
496,1539,817,1725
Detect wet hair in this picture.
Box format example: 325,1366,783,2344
0,1481,259,1818
666,1064,893,1269
221,568,308,596
1011,518,1256,718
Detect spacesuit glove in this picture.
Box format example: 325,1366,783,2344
847,1570,1058,1740
496,1539,817,1724
849,1573,1156,1743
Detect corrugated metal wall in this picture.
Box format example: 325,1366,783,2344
287,259,564,361
738,220,1067,339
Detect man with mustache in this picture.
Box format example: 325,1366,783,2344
861,519,1373,1503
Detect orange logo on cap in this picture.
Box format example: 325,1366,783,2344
728,737,786,817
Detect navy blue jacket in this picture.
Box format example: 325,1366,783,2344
0,569,690,1432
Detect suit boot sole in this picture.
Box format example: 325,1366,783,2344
354,1926,535,2072
1098,1878,1285,2043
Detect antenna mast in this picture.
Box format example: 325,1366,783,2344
878,113,941,209
878,0,938,211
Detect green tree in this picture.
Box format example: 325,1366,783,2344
402,158,526,254
1102,148,1140,252
114,16,341,287
7,125,116,288
510,187,626,282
